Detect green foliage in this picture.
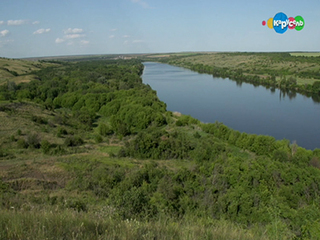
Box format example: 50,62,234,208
41,140,51,154
56,126,68,137
94,134,103,143
17,138,28,148
16,129,22,136
97,123,113,136
73,107,96,128
31,115,47,124
64,136,84,147
65,199,87,212
176,115,199,126
312,81,320,94
26,133,41,149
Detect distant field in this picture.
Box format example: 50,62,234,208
290,52,320,57
0,58,59,85
166,52,320,86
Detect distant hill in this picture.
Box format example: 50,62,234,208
0,57,59,85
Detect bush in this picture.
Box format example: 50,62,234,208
193,132,201,139
10,135,16,142
65,199,87,212
16,129,22,136
41,140,51,154
94,134,103,143
57,126,68,137
26,133,41,149
31,115,47,124
64,136,84,147
17,138,28,149
310,157,320,169
98,123,113,136
176,115,199,127
50,145,66,155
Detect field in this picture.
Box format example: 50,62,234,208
290,52,320,57
0,58,60,85
157,52,320,86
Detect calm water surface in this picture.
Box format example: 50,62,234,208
142,62,320,150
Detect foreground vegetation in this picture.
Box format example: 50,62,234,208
1,57,320,239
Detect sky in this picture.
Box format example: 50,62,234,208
0,0,319,58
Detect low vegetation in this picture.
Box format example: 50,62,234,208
0,57,320,239
0,57,59,86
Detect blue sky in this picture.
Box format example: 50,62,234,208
0,0,319,58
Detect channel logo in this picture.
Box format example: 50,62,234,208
262,12,305,34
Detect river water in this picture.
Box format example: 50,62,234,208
142,62,320,150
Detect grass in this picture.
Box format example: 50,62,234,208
0,102,65,153
290,52,320,57
164,52,320,86
0,208,270,240
0,58,60,85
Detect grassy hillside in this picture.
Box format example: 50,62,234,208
0,58,59,85
1,58,320,239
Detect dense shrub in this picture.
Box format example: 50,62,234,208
64,136,84,147
26,133,41,149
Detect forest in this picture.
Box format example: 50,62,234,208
0,57,320,239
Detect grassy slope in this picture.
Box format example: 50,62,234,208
0,101,270,240
0,58,59,85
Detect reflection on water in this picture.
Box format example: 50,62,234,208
279,89,297,101
142,62,320,150
227,76,320,104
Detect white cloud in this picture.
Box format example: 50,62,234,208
55,38,65,43
123,35,130,38
56,28,86,45
32,21,40,25
0,39,14,48
33,28,51,35
133,40,144,43
109,35,115,39
110,28,117,32
131,0,152,9
124,40,129,45
0,30,9,37
80,40,89,45
7,20,27,26
0,21,4,25
65,34,84,39
64,28,84,34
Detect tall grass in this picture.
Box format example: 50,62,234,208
0,209,269,240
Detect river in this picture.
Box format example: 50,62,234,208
142,62,320,150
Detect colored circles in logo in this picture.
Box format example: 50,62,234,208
273,12,288,34
267,18,273,29
262,12,305,34
295,16,305,31
288,17,296,30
